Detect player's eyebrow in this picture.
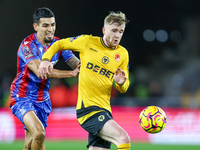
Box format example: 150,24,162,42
42,22,55,26
41,23,49,26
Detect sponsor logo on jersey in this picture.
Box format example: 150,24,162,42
86,62,114,79
98,115,105,121
23,46,34,58
102,56,109,64
69,35,81,42
89,48,98,52
25,53,34,59
19,107,26,115
23,46,31,55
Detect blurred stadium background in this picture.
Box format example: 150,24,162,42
1,0,200,149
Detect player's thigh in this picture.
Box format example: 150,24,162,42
23,110,45,134
99,119,129,145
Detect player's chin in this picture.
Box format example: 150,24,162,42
112,43,119,47
44,38,54,43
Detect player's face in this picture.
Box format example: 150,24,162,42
33,17,56,46
103,22,125,48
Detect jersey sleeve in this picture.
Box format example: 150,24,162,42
60,50,75,62
18,41,39,65
42,35,89,61
115,50,130,93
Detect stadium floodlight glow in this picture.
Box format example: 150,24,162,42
170,30,182,43
143,29,155,42
156,30,168,42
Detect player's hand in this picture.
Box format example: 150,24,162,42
72,62,81,77
114,67,127,86
38,60,53,79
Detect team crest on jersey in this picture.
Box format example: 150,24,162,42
114,54,120,61
69,35,81,42
98,115,105,121
102,56,109,64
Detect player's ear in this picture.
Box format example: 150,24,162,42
102,27,106,35
33,23,38,32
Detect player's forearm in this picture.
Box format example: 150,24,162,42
66,56,80,69
47,69,75,79
42,40,63,61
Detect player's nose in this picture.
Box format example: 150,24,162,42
115,31,120,38
48,26,54,32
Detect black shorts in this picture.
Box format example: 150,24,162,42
77,106,113,148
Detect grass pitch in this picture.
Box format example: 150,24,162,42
0,140,199,150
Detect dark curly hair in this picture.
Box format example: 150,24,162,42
33,7,55,25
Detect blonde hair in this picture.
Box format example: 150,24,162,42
104,11,129,26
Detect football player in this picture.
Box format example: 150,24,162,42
10,7,80,150
39,11,130,150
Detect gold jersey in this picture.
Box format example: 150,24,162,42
43,35,130,113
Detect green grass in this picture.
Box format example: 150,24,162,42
0,141,200,150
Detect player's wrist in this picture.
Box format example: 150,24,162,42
116,82,123,86
42,58,50,61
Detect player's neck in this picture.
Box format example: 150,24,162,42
36,34,50,46
102,37,116,49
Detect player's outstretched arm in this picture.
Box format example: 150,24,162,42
29,59,80,79
47,62,80,78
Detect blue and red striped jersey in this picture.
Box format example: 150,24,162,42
10,33,74,106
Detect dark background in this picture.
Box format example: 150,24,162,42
1,0,200,107
1,0,199,75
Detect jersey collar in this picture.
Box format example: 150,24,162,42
100,37,118,50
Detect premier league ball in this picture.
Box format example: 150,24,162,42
139,106,167,134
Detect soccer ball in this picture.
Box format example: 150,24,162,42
139,106,167,134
